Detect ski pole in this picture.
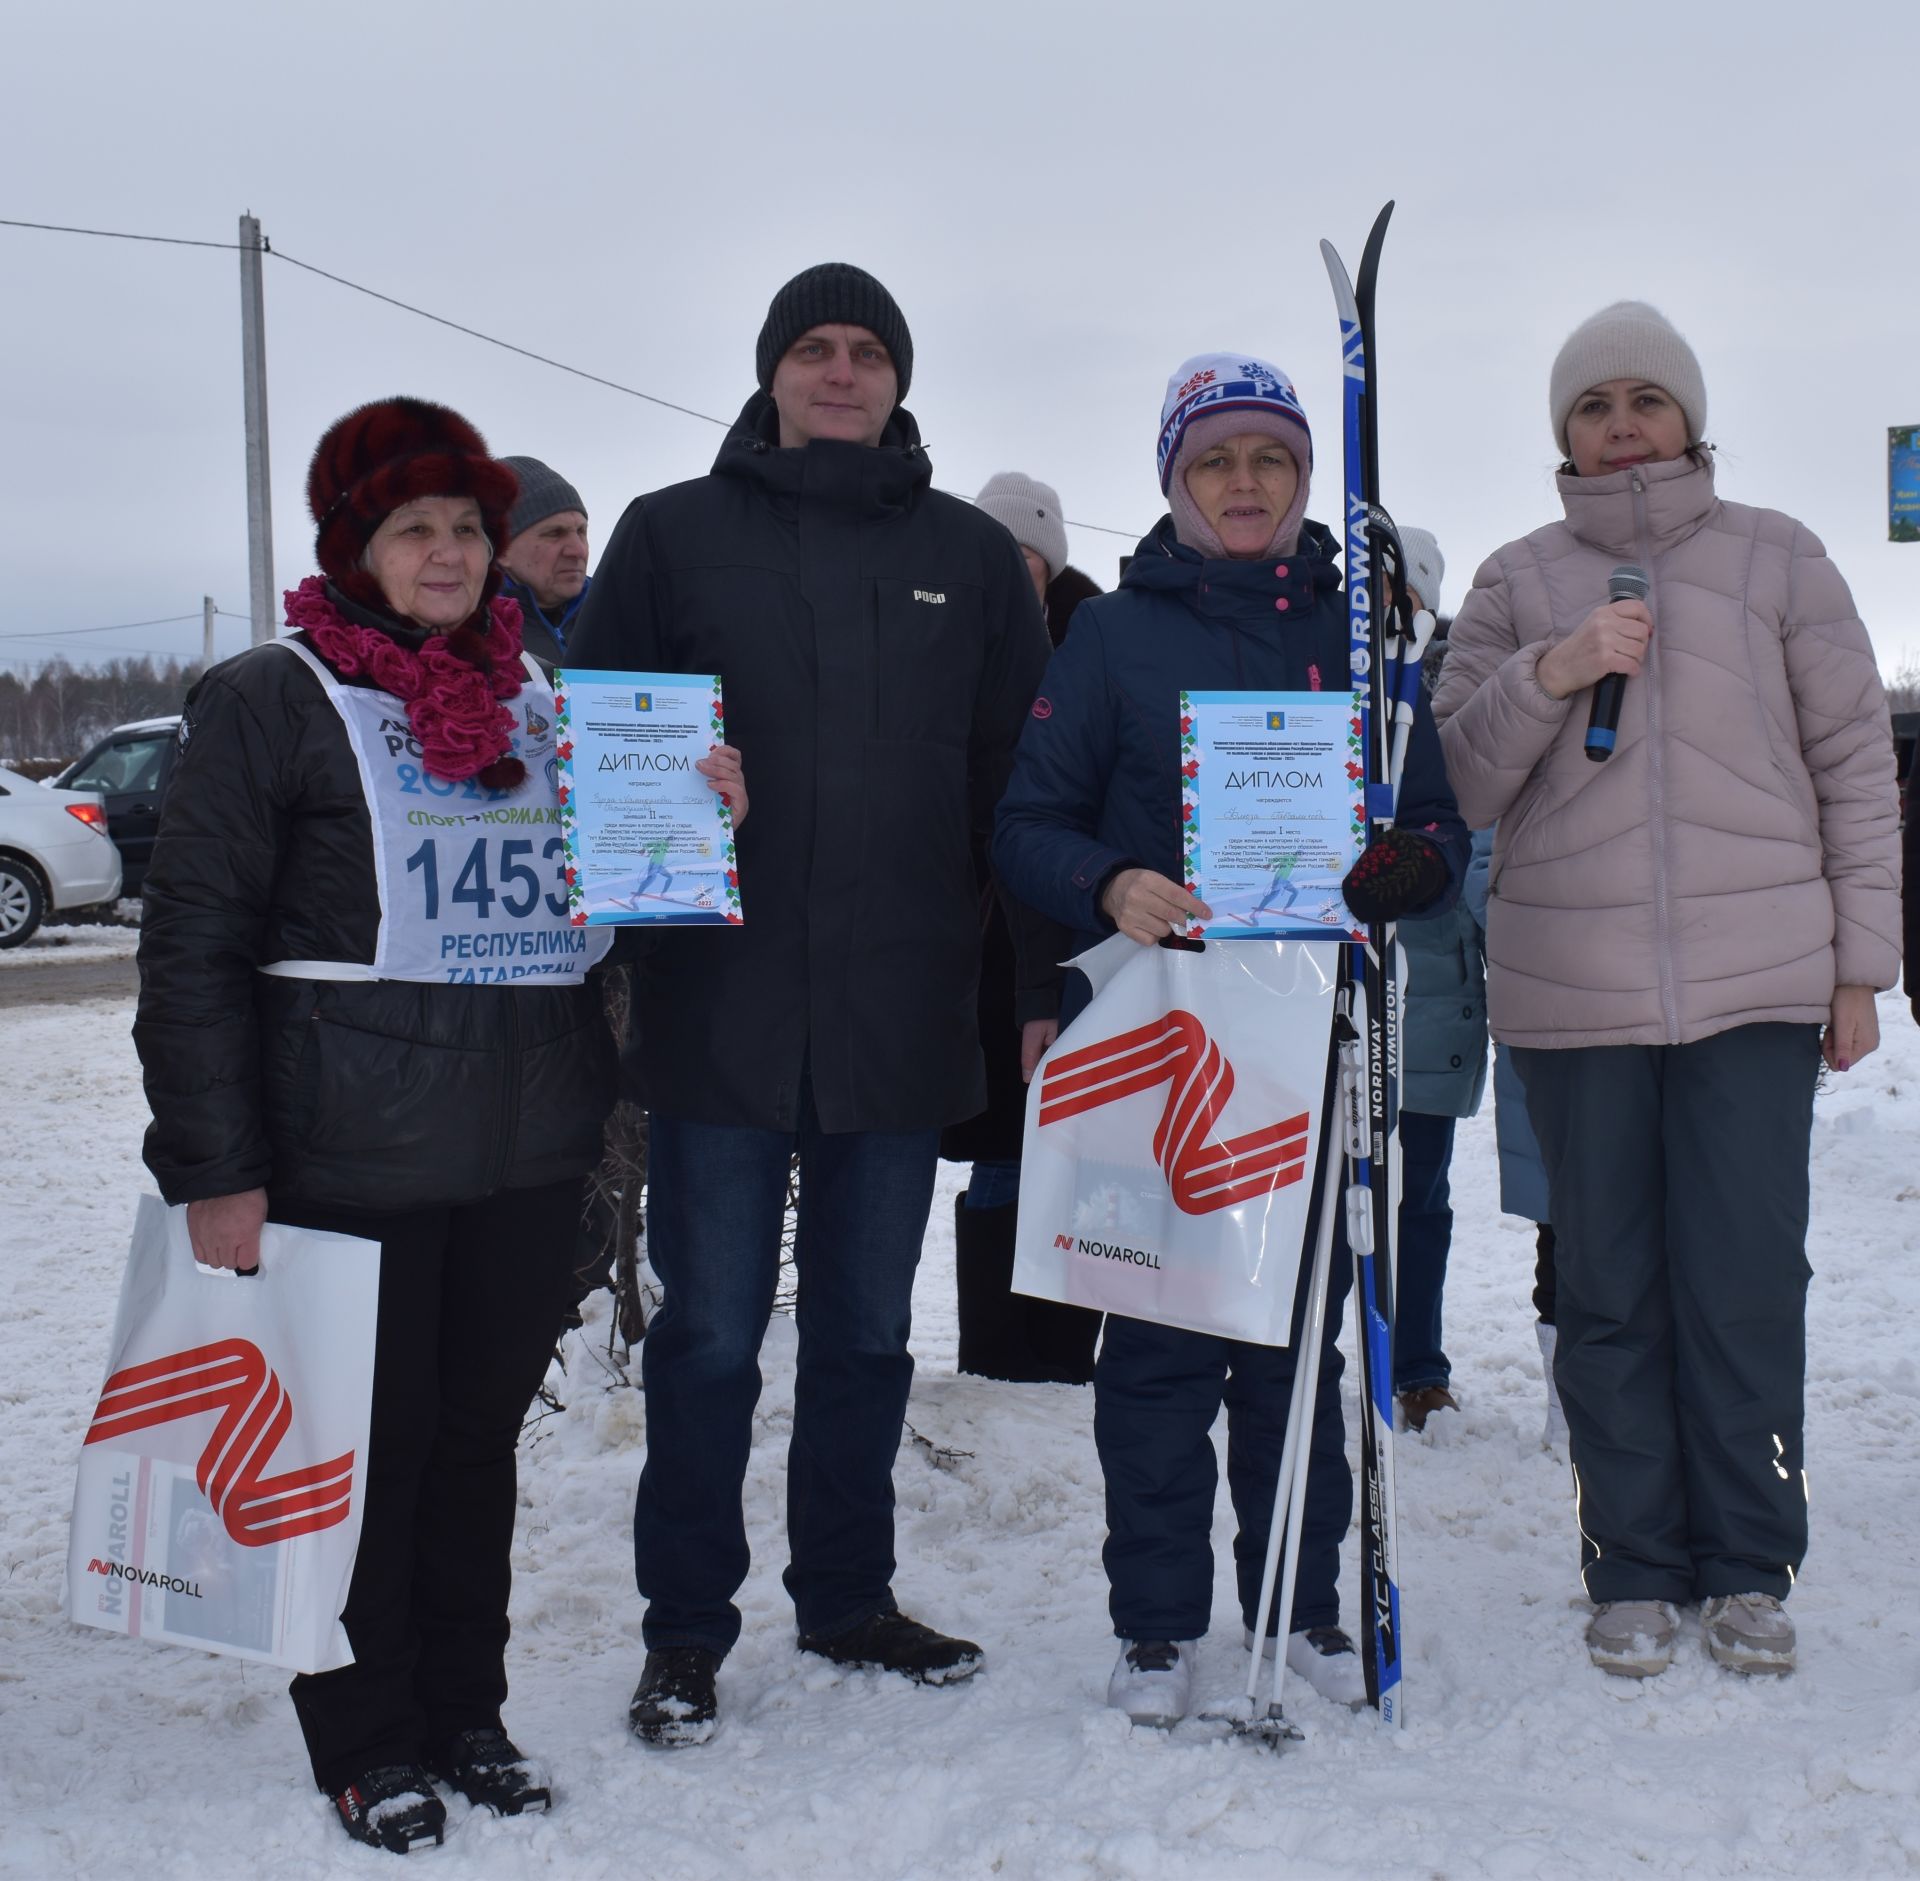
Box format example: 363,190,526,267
1259,1085,1345,1730
1238,1077,1345,1733
1387,607,1438,803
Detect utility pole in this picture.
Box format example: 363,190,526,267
203,596,216,672
239,213,274,644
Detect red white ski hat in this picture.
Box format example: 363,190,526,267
1156,353,1311,494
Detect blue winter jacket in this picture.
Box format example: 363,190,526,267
993,516,1468,976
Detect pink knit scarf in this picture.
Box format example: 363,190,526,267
284,575,527,788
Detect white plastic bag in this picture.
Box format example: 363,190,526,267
66,1194,380,1674
1013,935,1339,1346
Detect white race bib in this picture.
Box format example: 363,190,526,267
279,641,612,985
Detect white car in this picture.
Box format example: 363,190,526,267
0,767,124,947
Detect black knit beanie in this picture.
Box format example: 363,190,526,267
755,262,913,399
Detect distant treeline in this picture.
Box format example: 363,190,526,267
0,656,202,765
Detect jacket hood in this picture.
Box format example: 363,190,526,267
712,391,932,515
1556,450,1717,561
1120,514,1344,611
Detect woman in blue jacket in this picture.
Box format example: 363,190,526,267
993,355,1466,1725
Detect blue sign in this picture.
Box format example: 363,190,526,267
1892,426,1920,543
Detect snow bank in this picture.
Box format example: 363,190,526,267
2,993,1917,1878
0,921,140,968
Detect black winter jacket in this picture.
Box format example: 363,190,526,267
134,611,617,1212
568,395,1052,1134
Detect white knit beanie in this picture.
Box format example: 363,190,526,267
1549,302,1707,455
975,472,1070,583
1396,526,1445,615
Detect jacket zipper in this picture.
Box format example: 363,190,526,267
1630,469,1680,1042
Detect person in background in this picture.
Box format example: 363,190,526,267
570,263,1052,1748
1461,828,1566,1447
943,470,1102,1384
1390,528,1486,1434
1434,301,1898,1680
497,457,591,668
994,353,1466,1728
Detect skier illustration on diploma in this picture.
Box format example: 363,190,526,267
1254,852,1301,917
618,834,675,909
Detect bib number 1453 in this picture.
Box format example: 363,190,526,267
405,835,569,921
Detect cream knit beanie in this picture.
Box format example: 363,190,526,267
1396,526,1445,615
975,472,1070,583
1549,302,1706,455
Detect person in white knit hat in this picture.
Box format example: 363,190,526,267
975,471,1070,602
1386,527,1490,1437
1433,299,1898,1683
942,471,1104,1386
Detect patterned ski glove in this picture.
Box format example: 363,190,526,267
1340,828,1450,925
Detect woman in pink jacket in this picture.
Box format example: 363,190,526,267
1433,302,1899,1681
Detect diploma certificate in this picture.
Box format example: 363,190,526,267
1180,689,1364,940
553,670,741,926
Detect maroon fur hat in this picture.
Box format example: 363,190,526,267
306,397,520,622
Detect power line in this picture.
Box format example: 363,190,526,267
0,216,245,251
271,248,734,430
3,215,1149,541
0,613,203,643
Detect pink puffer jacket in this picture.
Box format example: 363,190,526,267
1433,454,1898,1049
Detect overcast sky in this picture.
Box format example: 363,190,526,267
5,0,1918,688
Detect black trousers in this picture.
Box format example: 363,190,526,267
1513,1025,1821,1604
278,1180,580,1792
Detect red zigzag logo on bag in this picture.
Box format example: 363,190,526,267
1038,1009,1311,1214
83,1338,355,1547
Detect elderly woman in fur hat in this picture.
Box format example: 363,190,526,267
133,398,744,1852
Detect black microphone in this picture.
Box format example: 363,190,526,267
1584,563,1651,762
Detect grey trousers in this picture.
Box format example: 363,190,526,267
1512,1024,1821,1604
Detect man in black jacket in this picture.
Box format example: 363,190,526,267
569,263,1051,1745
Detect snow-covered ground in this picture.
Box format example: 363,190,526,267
0,920,140,968
4,990,1919,1878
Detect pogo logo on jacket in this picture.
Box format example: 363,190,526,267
83,1338,356,1547
1037,1010,1311,1214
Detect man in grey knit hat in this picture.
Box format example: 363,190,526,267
498,455,591,668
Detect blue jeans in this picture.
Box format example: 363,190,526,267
963,1158,1022,1210
634,1091,939,1654
1394,1109,1457,1393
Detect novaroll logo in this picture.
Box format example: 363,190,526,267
87,1558,202,1598
83,1338,354,1547
1038,1009,1310,1214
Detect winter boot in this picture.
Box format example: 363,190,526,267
332,1764,447,1854
1397,1384,1460,1433
428,1727,551,1815
1536,1320,1568,1447
1585,1600,1680,1677
797,1609,983,1685
1106,1639,1197,1728
954,1195,1098,1384
1702,1594,1796,1675
628,1646,721,1748
1283,1626,1368,1708
955,1193,1024,1380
